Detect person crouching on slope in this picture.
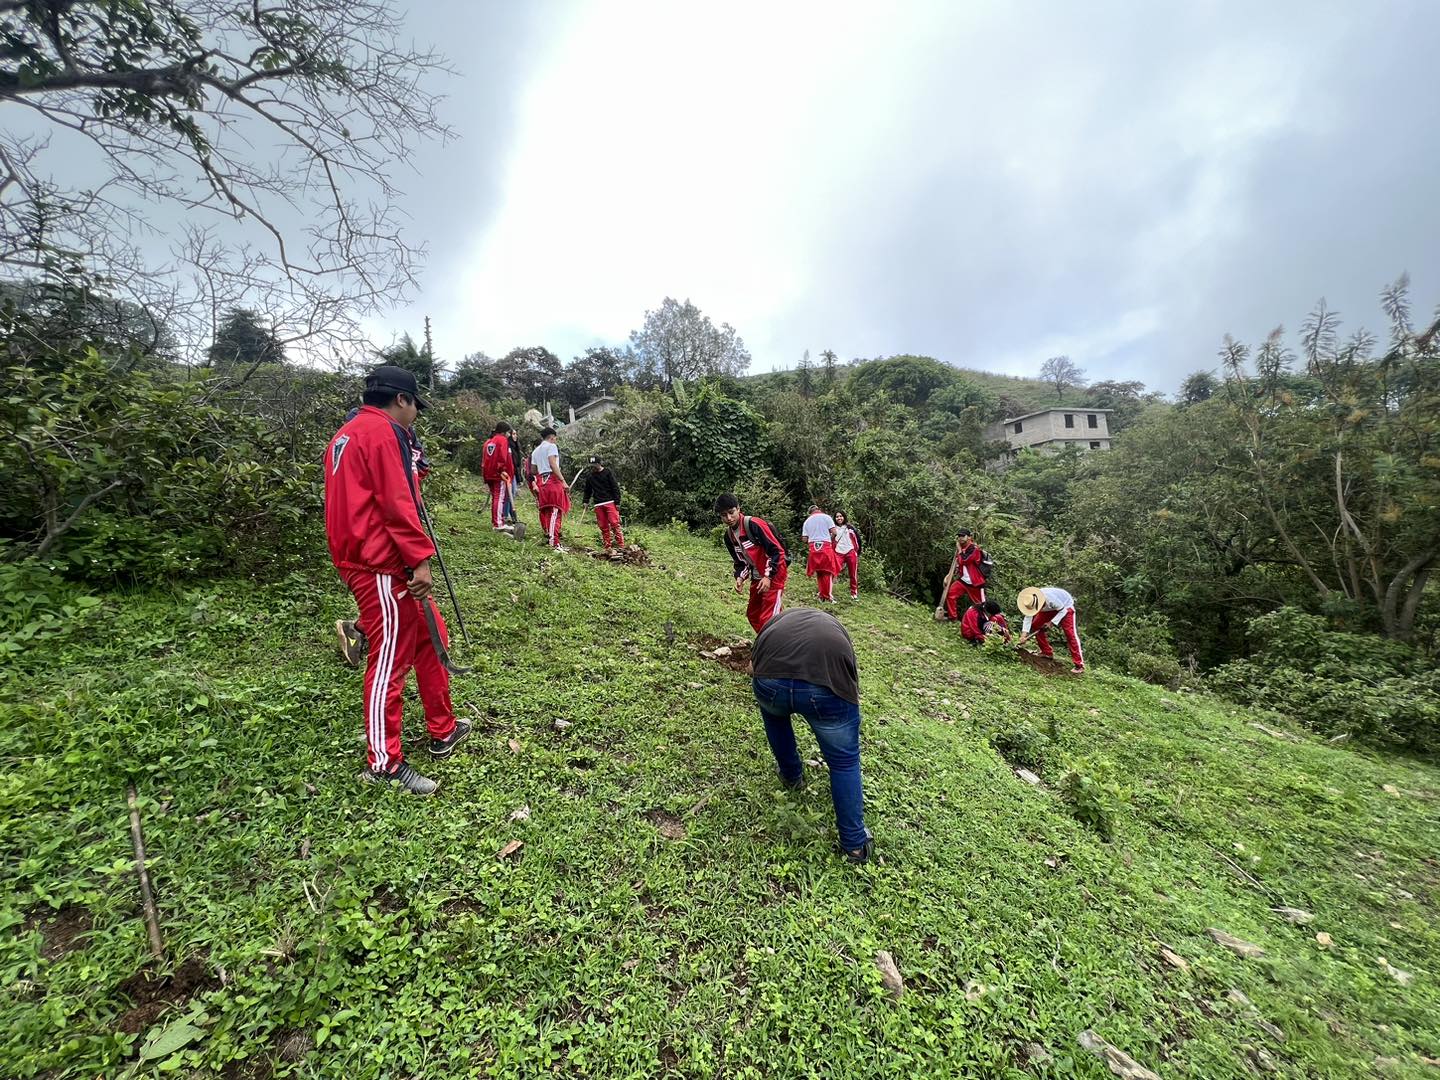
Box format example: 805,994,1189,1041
802,504,842,603
751,608,873,863
324,365,472,795
833,510,861,600
580,455,625,550
1015,586,1085,674
715,493,789,635
481,421,515,532
960,600,1010,646
529,427,571,550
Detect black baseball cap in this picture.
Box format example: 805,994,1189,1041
365,364,429,410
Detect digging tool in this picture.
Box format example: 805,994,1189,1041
421,595,471,675
416,498,472,649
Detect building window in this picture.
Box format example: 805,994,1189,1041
1087,414,1098,428
1064,414,1074,428
1090,441,1101,449
1013,421,1023,434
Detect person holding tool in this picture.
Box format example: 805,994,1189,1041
529,426,571,550
715,492,789,635
481,421,516,532
324,365,471,795
579,455,625,550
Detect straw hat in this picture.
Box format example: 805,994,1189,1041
1017,588,1046,616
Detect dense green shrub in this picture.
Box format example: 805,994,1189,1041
1207,608,1439,752
990,724,1052,772
1089,612,1183,686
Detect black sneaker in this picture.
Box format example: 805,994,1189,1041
429,718,473,759
335,620,366,667
843,832,875,864
780,772,806,792
358,761,437,796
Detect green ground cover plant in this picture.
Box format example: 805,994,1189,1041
2,484,1437,1078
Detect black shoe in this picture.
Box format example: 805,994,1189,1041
358,761,437,795
780,772,806,792
429,719,473,759
843,832,875,864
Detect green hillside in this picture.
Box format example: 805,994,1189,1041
3,485,1437,1078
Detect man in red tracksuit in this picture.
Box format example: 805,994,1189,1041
715,492,789,635
481,421,515,532
324,365,471,795
943,527,988,619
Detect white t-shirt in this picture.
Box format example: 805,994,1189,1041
1022,587,1075,633
530,440,559,477
802,512,837,544
834,526,855,555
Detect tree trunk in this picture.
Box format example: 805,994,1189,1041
1382,551,1435,639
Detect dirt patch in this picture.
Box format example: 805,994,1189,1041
115,955,218,1033
1014,650,1075,677
25,903,92,961
694,635,753,672
643,808,687,841
584,543,651,567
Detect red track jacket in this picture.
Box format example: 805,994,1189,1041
481,433,513,482
324,405,435,575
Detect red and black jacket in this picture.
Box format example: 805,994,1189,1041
723,516,788,582
324,405,435,575
481,433,514,482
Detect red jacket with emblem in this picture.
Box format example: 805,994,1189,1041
324,405,435,575
954,542,987,585
481,433,514,482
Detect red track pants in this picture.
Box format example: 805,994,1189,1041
343,569,457,772
486,479,507,528
746,576,786,635
944,579,985,619
840,550,859,596
1030,606,1084,668
540,506,565,547
594,503,624,547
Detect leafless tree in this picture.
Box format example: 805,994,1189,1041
0,0,451,362
1039,355,1085,401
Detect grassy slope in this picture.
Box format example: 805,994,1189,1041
2,485,1437,1079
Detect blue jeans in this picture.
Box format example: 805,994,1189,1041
502,480,515,521
752,677,868,850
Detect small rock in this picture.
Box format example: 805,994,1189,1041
298,838,311,860
1207,928,1265,958
553,719,572,732
1250,1047,1280,1072
1315,932,1333,948
1015,768,1042,786
497,839,524,860
699,650,716,660
1270,906,1314,925
963,979,988,1001
1077,1030,1161,1080
1022,1043,1053,1066
1378,957,1413,985
805,758,823,768
713,646,732,658
1251,1015,1286,1042
687,682,703,689
1226,988,1252,1007
509,805,531,822
1088,708,1100,716
507,738,522,754
873,950,904,1000
1382,784,1401,795
1159,946,1189,972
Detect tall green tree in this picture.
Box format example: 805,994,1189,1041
206,308,285,373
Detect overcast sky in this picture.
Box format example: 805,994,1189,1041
379,0,1440,392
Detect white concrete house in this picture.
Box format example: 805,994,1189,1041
987,407,1113,458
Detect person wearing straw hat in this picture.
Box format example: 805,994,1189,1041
1015,586,1085,674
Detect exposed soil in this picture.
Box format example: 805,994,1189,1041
584,543,651,567
694,635,753,673
25,903,92,961
1014,649,1076,677
115,955,217,1033
643,808,687,841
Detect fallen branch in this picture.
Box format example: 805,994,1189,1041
126,784,165,962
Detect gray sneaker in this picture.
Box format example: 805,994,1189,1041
358,761,438,796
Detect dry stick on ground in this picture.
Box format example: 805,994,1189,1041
126,784,165,963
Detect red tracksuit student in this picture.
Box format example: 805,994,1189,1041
580,455,625,549
715,492,789,635
943,527,988,618
324,365,472,795
960,600,1010,646
481,421,515,532
802,505,842,602
1016,586,1085,674
833,510,861,600
529,426,570,549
